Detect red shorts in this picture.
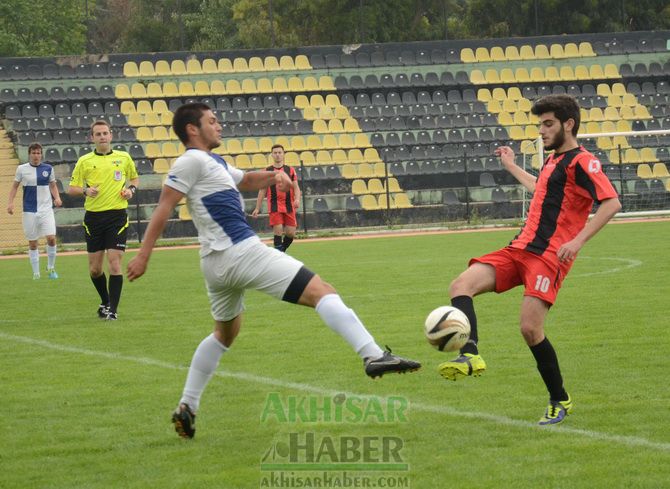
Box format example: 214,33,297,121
470,246,573,305
269,211,297,227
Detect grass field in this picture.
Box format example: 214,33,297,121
1,220,669,489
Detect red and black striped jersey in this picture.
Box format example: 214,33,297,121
265,164,297,213
510,146,618,256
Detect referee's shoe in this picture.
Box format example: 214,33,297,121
364,348,421,378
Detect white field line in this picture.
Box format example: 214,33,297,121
1,331,668,452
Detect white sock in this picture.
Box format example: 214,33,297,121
315,293,384,360
46,245,57,270
29,249,40,275
180,333,228,413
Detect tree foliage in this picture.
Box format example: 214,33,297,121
2,0,669,57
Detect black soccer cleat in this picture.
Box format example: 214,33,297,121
105,312,118,321
172,403,196,439
97,304,110,319
364,347,422,378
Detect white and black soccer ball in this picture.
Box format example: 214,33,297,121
424,306,471,352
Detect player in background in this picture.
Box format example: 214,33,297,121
7,142,62,279
68,120,139,320
127,103,421,439
439,95,621,425
251,144,301,252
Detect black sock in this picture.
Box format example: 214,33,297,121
273,235,283,250
91,273,109,306
108,274,123,314
529,337,568,402
452,295,479,355
282,236,294,251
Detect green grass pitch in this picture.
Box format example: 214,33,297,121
1,220,669,488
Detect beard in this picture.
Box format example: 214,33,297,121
544,126,566,151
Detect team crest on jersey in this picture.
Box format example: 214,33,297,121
42,170,49,177
588,159,601,173
114,170,123,181
113,160,122,166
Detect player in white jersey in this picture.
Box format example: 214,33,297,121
127,103,421,439
7,143,62,279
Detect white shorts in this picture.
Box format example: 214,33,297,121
201,238,305,321
23,211,56,241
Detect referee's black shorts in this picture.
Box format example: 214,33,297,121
83,209,129,253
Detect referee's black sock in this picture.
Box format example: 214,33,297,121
451,295,479,355
529,337,568,402
273,235,283,251
108,274,123,314
91,273,109,306
282,236,294,251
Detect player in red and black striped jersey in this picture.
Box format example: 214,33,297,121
439,95,621,425
252,144,301,252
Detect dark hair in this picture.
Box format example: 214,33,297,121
531,94,581,136
173,102,212,144
271,144,285,151
90,119,111,134
28,142,43,153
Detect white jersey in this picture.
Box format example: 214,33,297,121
14,163,55,214
165,149,259,257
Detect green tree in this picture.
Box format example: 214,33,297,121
0,0,87,56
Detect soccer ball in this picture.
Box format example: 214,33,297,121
424,306,471,352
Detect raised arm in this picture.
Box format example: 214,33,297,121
238,169,291,193
495,146,538,193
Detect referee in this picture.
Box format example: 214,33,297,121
68,120,139,320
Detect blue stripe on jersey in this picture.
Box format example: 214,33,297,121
201,189,255,244
209,153,229,169
36,164,52,186
23,186,38,212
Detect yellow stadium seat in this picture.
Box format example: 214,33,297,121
341,164,358,178
130,83,147,98
123,61,139,77
354,133,371,148
243,139,258,153
534,44,550,59
226,79,242,94
302,107,318,120
325,93,341,107
136,127,153,141
590,65,605,79
291,136,306,152
319,76,335,91
640,148,658,163
135,100,152,114
256,78,273,93
502,99,517,112
517,98,532,111
596,83,611,97
500,68,515,83
484,69,500,83
171,60,186,75
272,78,291,93
559,66,575,81
306,135,322,150
604,64,619,78
624,148,641,164
300,151,316,166
152,126,169,141
126,113,143,126
544,66,560,81
316,150,332,164
507,86,522,100
601,121,617,133
321,135,338,149
162,82,179,98
372,162,386,177
505,46,521,61
233,57,249,72
146,82,163,98
469,70,485,84
352,179,367,194
490,46,506,61
309,94,325,108
524,125,538,139
460,48,476,63
367,179,384,194
210,80,226,94
513,111,529,125
257,137,273,153
508,126,525,140
386,177,401,193
332,149,348,164
334,105,349,119
178,205,192,221
574,65,590,80
531,153,542,169
611,82,626,96
348,149,364,164
263,56,280,71
519,45,535,60
178,81,195,97
155,60,171,75
549,44,566,59
364,148,381,163
218,58,233,73
303,77,319,91
394,193,412,208
529,67,546,82
226,139,242,154
186,59,202,74
634,105,651,119
287,77,303,92
234,154,251,169
377,193,395,209
343,118,360,132
241,78,257,93
653,163,669,178
328,119,344,133
564,43,580,57
115,83,133,100
361,194,379,210
294,55,311,69
139,60,155,76
475,47,491,62
497,111,513,125
252,153,269,168
578,42,596,57
589,107,605,122
279,55,295,70
283,149,298,164
620,93,637,106
202,58,218,74
596,136,612,149
514,67,531,83
248,56,264,71
153,158,171,173
294,94,309,109
603,106,619,120
162,142,181,157
477,88,492,102
338,134,354,148
318,106,335,120
194,80,211,96
618,106,634,120
145,143,161,158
